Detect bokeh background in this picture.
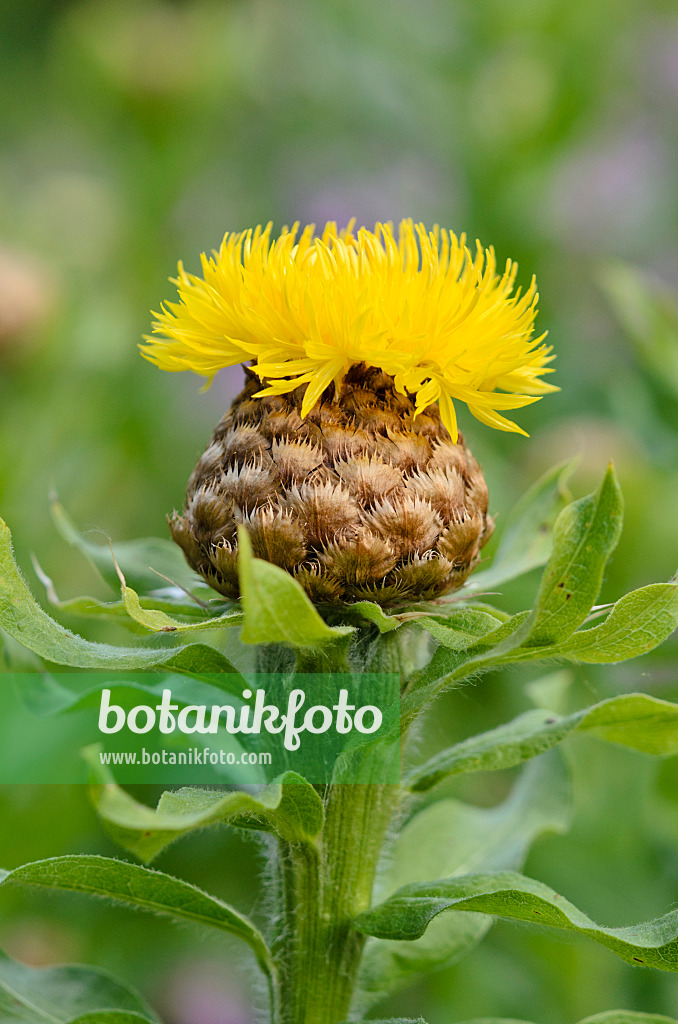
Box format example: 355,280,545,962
1,1,678,1022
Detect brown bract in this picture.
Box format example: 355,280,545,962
169,365,494,607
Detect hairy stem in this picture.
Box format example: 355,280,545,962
272,782,400,1024
265,626,424,1023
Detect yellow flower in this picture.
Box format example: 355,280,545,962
141,220,556,441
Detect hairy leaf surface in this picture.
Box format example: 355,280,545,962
356,755,570,1009
407,692,678,791
0,517,245,680
0,856,273,978
89,765,324,859
355,870,678,971
525,465,623,646
119,576,243,634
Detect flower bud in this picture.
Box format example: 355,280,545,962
170,365,494,606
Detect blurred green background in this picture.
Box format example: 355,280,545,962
1,1,677,1022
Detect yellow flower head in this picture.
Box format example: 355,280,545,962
141,220,556,441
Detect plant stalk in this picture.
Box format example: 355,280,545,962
265,626,425,1023
272,782,400,1024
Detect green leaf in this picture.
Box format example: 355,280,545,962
0,517,245,681
355,869,678,971
525,465,624,646
467,458,577,592
51,497,201,594
406,691,678,792
469,581,678,671
416,608,510,650
544,582,678,664
345,601,403,632
405,575,677,721
462,581,675,672
356,755,570,1009
88,761,324,860
393,755,570,888
0,855,273,980
401,611,532,725
344,600,508,634
0,948,158,1022
32,554,234,627
237,527,352,648
117,572,243,634
20,672,243,719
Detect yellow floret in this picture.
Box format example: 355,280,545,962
141,220,557,440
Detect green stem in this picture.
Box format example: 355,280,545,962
272,782,400,1024
265,625,426,1023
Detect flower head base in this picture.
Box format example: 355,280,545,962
141,221,556,441
168,367,496,606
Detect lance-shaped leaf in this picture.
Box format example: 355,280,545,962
389,756,570,889
355,870,678,971
237,527,352,648
541,582,678,664
470,580,678,671
466,457,577,592
401,612,532,725
0,517,245,685
89,761,324,860
416,608,509,651
417,467,626,690
0,855,274,980
51,496,201,594
405,576,678,722
31,554,224,628
115,562,243,634
18,672,243,720
406,692,678,792
524,464,623,647
345,600,509,635
356,755,570,1010
0,947,159,1022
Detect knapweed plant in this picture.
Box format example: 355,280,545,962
1,221,677,1024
